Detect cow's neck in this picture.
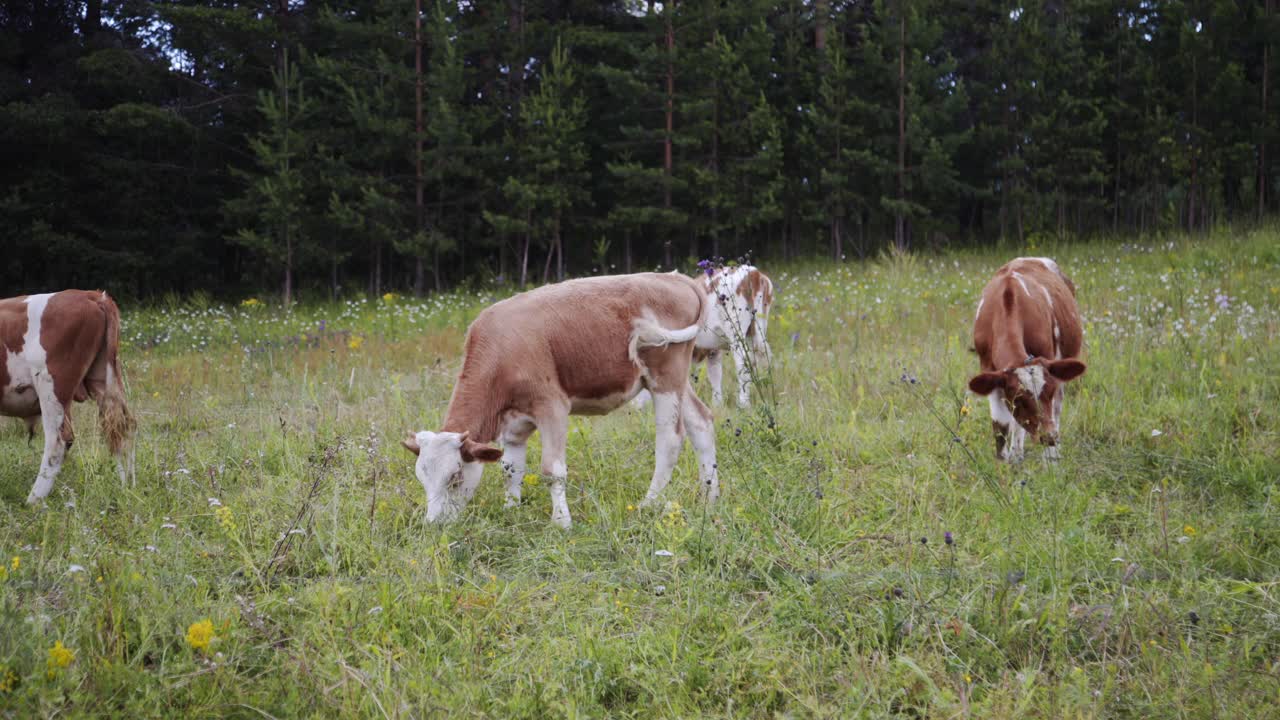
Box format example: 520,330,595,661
441,370,502,444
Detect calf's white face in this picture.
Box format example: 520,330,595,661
402,430,502,521
968,359,1085,445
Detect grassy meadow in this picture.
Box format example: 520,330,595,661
2,229,1280,718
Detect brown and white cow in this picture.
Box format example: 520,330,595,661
635,264,774,408
968,258,1086,462
401,272,717,528
1,290,136,503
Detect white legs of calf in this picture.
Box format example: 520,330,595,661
640,392,683,507
705,352,725,406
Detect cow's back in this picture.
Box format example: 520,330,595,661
974,258,1081,368
462,273,704,400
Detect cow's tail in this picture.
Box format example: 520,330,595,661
628,312,700,367
93,292,136,456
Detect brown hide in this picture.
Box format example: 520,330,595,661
441,273,706,443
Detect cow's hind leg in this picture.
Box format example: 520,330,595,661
26,372,71,504
537,412,572,528
681,385,719,502
640,390,684,508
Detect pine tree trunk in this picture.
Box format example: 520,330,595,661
896,2,906,252
330,250,338,301
520,230,530,287
284,236,293,307
414,0,426,296
498,232,508,283
1261,0,1273,221
555,212,564,281
1188,52,1199,233
815,0,828,52
83,0,101,36
662,1,675,270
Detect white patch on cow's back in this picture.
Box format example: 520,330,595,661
1041,285,1053,308
22,293,55,370
1012,272,1032,298
1014,365,1045,397
1028,257,1060,274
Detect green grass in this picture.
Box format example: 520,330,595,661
3,228,1279,718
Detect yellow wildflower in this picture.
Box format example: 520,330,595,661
960,404,971,416
348,335,364,351
382,292,398,303
964,673,972,684
1183,524,1196,537
214,505,237,533
9,556,18,572
240,298,260,307
0,665,17,692
47,641,74,677
186,619,215,652
523,474,539,487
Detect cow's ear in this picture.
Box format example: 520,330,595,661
402,433,422,456
968,372,1005,396
1047,359,1086,382
461,439,503,463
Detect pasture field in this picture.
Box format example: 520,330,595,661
2,229,1280,718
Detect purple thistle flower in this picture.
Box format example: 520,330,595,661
944,531,954,546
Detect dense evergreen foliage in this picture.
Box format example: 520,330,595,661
2,1,1276,297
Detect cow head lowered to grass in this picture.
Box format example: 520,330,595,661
402,272,718,528
969,258,1087,462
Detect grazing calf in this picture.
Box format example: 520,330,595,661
402,273,718,528
968,258,1086,462
636,265,774,408
1,291,136,503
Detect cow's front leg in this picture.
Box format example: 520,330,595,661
640,391,684,507
501,441,528,507
538,415,571,529
27,372,71,504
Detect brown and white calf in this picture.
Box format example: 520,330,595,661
402,272,717,528
636,265,774,408
968,258,1086,462
1,291,136,503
